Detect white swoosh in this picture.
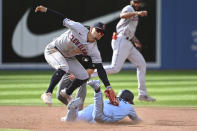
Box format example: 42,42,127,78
12,9,120,58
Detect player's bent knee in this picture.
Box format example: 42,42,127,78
108,65,121,74
78,73,89,80
136,59,146,69
54,69,66,79
114,66,121,73
139,61,146,70
57,95,68,105
58,66,69,73
83,75,90,80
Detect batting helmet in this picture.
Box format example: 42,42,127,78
117,90,134,105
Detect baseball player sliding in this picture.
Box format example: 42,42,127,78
35,5,118,106
62,80,141,123
91,0,156,102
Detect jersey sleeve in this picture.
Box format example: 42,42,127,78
127,106,141,122
121,5,134,13
63,18,89,41
63,18,81,29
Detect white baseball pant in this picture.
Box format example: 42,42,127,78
92,36,148,96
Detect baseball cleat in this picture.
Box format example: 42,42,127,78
60,88,73,102
61,116,67,122
41,92,52,105
87,80,100,92
138,95,156,102
67,97,83,110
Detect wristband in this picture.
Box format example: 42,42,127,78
106,86,112,89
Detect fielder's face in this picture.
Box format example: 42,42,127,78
131,1,142,10
91,28,104,41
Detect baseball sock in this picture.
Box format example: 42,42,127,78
66,78,88,95
46,69,66,93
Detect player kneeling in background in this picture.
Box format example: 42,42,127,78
61,80,141,123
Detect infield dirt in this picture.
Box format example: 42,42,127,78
0,106,197,131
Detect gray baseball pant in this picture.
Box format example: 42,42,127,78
57,74,87,110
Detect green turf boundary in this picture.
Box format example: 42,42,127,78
0,70,197,107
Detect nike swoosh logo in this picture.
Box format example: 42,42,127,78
12,9,120,58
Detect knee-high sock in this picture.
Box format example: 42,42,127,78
46,69,66,93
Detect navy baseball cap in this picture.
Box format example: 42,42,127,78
93,22,106,32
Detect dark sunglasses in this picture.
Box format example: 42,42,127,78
95,28,104,35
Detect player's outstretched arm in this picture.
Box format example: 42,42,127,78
137,11,148,17
35,5,65,19
93,63,119,106
120,10,148,19
35,5,84,33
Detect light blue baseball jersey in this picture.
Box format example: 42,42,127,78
77,93,140,123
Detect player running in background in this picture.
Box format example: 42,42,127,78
35,5,118,106
61,80,141,123
91,0,156,102
57,55,94,110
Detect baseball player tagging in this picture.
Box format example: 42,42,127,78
35,5,118,106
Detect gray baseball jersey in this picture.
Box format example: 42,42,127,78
116,5,138,39
47,18,102,64
45,18,102,80
91,5,149,96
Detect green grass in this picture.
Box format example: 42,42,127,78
0,70,197,107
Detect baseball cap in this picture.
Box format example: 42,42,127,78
93,22,106,32
131,0,143,2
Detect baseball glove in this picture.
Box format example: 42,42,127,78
131,36,143,52
104,87,119,106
